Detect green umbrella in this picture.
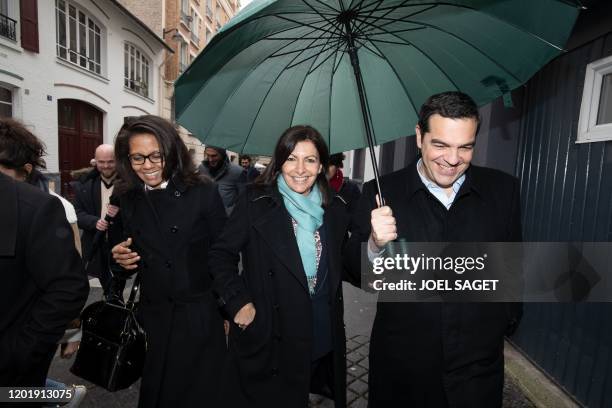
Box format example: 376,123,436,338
175,0,580,198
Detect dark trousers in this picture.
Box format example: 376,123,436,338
310,352,335,400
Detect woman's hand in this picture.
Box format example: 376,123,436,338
111,237,140,270
234,303,256,330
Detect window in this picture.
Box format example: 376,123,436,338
0,0,16,42
578,54,612,143
124,43,151,98
179,41,188,73
191,10,200,44
55,0,101,74
206,0,213,20
205,26,212,44
181,0,190,25
0,85,12,117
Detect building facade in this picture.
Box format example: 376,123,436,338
0,0,169,194
118,0,240,162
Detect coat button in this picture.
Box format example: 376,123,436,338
165,261,172,268
268,270,274,277
273,303,280,310
271,368,279,376
170,226,178,233
174,191,181,197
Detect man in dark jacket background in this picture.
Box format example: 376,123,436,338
0,171,88,387
346,91,522,408
73,144,118,294
199,146,245,214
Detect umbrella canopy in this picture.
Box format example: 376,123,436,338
175,0,580,156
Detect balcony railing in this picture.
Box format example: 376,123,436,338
180,11,192,26
191,31,199,44
0,13,17,42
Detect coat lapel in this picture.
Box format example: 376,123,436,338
0,175,17,256
324,204,347,298
92,177,102,217
253,203,309,292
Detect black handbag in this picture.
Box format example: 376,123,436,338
70,274,146,391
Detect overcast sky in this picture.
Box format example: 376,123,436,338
240,0,253,9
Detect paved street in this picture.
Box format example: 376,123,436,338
48,282,534,407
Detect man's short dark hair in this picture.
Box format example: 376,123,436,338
417,91,480,135
329,153,345,168
239,154,251,162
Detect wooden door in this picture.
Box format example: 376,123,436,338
58,99,103,197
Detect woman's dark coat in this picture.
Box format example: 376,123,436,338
110,178,227,408
208,184,356,408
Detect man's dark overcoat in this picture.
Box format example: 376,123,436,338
208,184,358,408
73,168,106,278
0,173,89,386
345,162,522,408
109,178,228,408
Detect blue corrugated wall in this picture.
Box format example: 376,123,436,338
512,31,612,408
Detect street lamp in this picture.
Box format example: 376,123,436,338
163,28,182,42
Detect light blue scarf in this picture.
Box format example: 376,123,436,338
277,175,324,294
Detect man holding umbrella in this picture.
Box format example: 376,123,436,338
346,91,522,408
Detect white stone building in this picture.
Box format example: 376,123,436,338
0,0,170,194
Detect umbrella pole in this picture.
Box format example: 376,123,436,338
342,20,385,206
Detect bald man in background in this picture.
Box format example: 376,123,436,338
73,144,118,295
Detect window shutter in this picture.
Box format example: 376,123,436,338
20,0,39,53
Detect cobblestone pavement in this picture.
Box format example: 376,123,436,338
49,282,534,407
308,334,535,408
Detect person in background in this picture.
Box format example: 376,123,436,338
239,154,261,183
110,115,228,407
0,118,89,391
198,145,244,214
208,125,358,408
73,144,119,294
326,153,361,214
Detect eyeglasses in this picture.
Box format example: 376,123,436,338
128,151,163,165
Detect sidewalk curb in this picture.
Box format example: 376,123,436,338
504,340,580,408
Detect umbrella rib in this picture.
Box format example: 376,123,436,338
301,0,345,34
268,26,334,57
353,36,384,59
310,0,341,13
364,38,419,121
333,43,349,75
362,15,524,84
353,0,386,29
355,3,436,35
308,41,344,75
200,39,304,140
286,38,346,70
351,17,461,91
271,37,341,59
358,2,567,50
306,24,346,74
242,44,322,154
275,15,340,37
356,26,426,38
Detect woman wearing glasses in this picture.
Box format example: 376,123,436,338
110,115,228,408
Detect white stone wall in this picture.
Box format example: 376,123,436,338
0,0,166,173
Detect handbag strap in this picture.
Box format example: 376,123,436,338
126,273,141,311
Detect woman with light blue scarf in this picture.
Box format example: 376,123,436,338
209,125,358,408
